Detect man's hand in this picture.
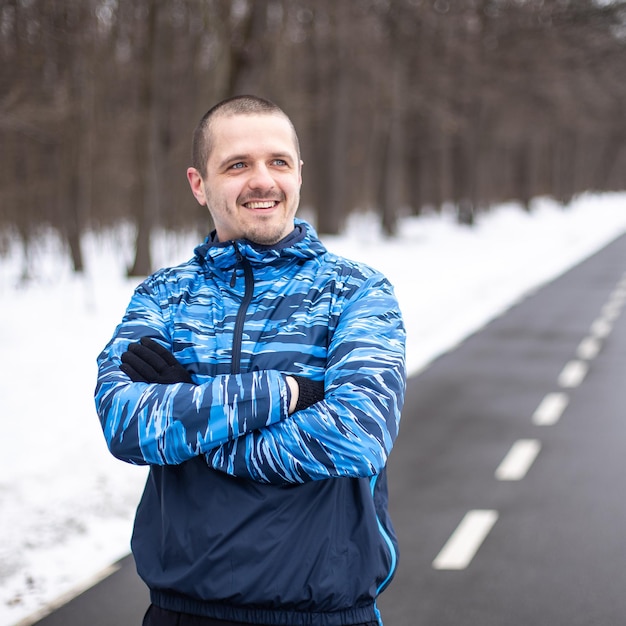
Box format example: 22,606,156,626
120,337,193,384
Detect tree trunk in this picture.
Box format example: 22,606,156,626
128,0,158,277
314,2,350,236
380,50,405,237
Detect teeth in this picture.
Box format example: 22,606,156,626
246,201,276,209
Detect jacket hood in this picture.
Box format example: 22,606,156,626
193,219,327,270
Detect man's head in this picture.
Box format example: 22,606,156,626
187,95,303,245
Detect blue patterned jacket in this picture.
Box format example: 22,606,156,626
95,220,406,625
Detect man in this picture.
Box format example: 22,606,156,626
95,95,406,626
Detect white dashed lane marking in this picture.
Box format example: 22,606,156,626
495,439,541,481
590,318,612,339
577,336,601,360
532,391,569,426
558,360,588,388
601,302,623,321
432,510,499,570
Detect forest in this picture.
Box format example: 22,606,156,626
1,0,625,275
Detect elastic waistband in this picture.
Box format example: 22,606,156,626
150,589,378,626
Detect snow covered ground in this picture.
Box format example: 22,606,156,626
1,193,625,625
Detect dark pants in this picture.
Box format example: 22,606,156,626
142,604,379,626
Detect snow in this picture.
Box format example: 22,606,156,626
1,193,625,625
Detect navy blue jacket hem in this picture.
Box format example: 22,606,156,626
150,589,378,626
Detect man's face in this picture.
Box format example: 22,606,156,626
187,113,303,245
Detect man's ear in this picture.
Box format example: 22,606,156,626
187,167,207,206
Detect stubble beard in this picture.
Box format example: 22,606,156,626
242,211,296,245
209,200,298,245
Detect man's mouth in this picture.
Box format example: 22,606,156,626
244,201,279,209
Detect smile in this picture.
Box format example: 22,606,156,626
244,201,279,209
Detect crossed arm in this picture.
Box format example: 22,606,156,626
119,337,320,416
95,276,405,483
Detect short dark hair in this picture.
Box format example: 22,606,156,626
191,95,301,177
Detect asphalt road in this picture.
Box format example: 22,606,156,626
30,233,626,626
378,231,626,625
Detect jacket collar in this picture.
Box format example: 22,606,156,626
194,219,326,269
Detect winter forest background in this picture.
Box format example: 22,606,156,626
1,2,626,623
1,0,625,280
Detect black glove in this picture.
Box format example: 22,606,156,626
292,376,325,412
120,336,193,384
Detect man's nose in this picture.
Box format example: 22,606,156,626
247,163,275,189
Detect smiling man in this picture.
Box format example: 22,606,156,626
95,95,406,626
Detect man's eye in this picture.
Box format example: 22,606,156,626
230,162,245,170
272,159,287,166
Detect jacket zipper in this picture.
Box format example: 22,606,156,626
230,242,255,374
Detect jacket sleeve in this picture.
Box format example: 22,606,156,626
95,281,290,466
205,273,406,483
